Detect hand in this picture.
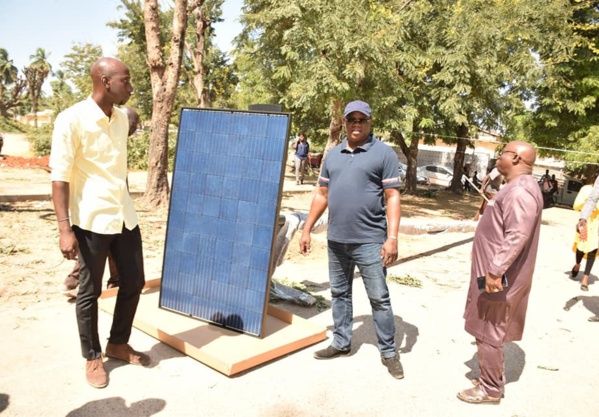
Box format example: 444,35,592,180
299,233,311,256
485,273,503,293
380,238,398,267
59,229,79,260
577,219,588,241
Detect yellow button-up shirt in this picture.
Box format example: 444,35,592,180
50,97,138,234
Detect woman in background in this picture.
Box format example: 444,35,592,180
572,174,599,291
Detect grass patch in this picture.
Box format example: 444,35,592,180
270,278,330,311
0,244,30,256
387,273,423,288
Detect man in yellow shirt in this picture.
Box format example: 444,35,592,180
50,57,149,389
61,106,141,297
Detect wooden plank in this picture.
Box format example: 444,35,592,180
98,279,326,376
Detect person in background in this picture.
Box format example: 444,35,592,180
50,58,149,389
293,132,309,185
458,141,543,404
299,100,404,379
61,106,141,298
571,174,599,292
539,169,554,208
550,174,559,204
472,167,503,221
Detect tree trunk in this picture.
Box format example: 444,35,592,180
392,119,421,195
189,0,208,108
142,0,188,208
0,78,26,118
23,66,48,129
450,124,469,193
323,99,343,160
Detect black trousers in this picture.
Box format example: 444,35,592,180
73,225,145,360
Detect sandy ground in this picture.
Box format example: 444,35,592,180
1,134,599,417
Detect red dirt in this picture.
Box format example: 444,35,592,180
0,155,50,170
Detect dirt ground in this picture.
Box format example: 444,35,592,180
0,169,481,308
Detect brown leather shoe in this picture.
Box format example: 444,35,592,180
105,343,150,366
457,385,501,404
86,358,108,388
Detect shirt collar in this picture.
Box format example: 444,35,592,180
84,96,114,123
341,134,376,153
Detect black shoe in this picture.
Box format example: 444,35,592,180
572,265,580,278
313,345,350,360
381,354,404,379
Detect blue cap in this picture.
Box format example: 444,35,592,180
343,100,372,118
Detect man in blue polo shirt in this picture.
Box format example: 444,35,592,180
299,100,403,379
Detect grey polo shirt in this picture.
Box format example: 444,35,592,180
318,135,401,244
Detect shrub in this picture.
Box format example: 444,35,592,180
27,125,53,156
127,130,178,171
0,117,29,133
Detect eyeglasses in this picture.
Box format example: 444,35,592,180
499,150,518,157
345,118,370,125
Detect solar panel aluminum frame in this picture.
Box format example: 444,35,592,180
159,107,292,337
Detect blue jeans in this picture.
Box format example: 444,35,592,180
327,240,396,358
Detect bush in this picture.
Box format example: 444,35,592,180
27,125,53,156
0,117,29,133
128,130,150,170
128,130,178,171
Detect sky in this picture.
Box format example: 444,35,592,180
0,0,243,79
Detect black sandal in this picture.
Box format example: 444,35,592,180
572,266,580,278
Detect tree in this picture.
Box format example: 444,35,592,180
184,0,223,107
237,1,402,156
49,70,74,114
530,1,599,171
386,0,570,192
0,48,25,118
24,48,52,127
236,0,586,195
143,0,189,207
60,43,103,102
109,0,162,120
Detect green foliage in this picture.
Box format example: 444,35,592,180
60,43,102,101
387,274,423,288
127,130,150,170
109,0,158,120
49,70,75,114
0,116,28,133
127,129,177,171
27,125,53,156
530,2,599,162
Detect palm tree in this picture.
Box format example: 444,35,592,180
24,48,52,127
50,70,74,113
0,48,24,118
0,48,18,85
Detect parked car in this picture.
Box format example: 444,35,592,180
416,164,456,187
553,177,584,208
398,162,430,186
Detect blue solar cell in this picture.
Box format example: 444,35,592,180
160,108,291,336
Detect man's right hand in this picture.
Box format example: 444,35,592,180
59,229,79,260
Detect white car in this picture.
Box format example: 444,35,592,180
416,165,455,187
398,162,430,186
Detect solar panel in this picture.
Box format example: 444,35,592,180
159,108,291,337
